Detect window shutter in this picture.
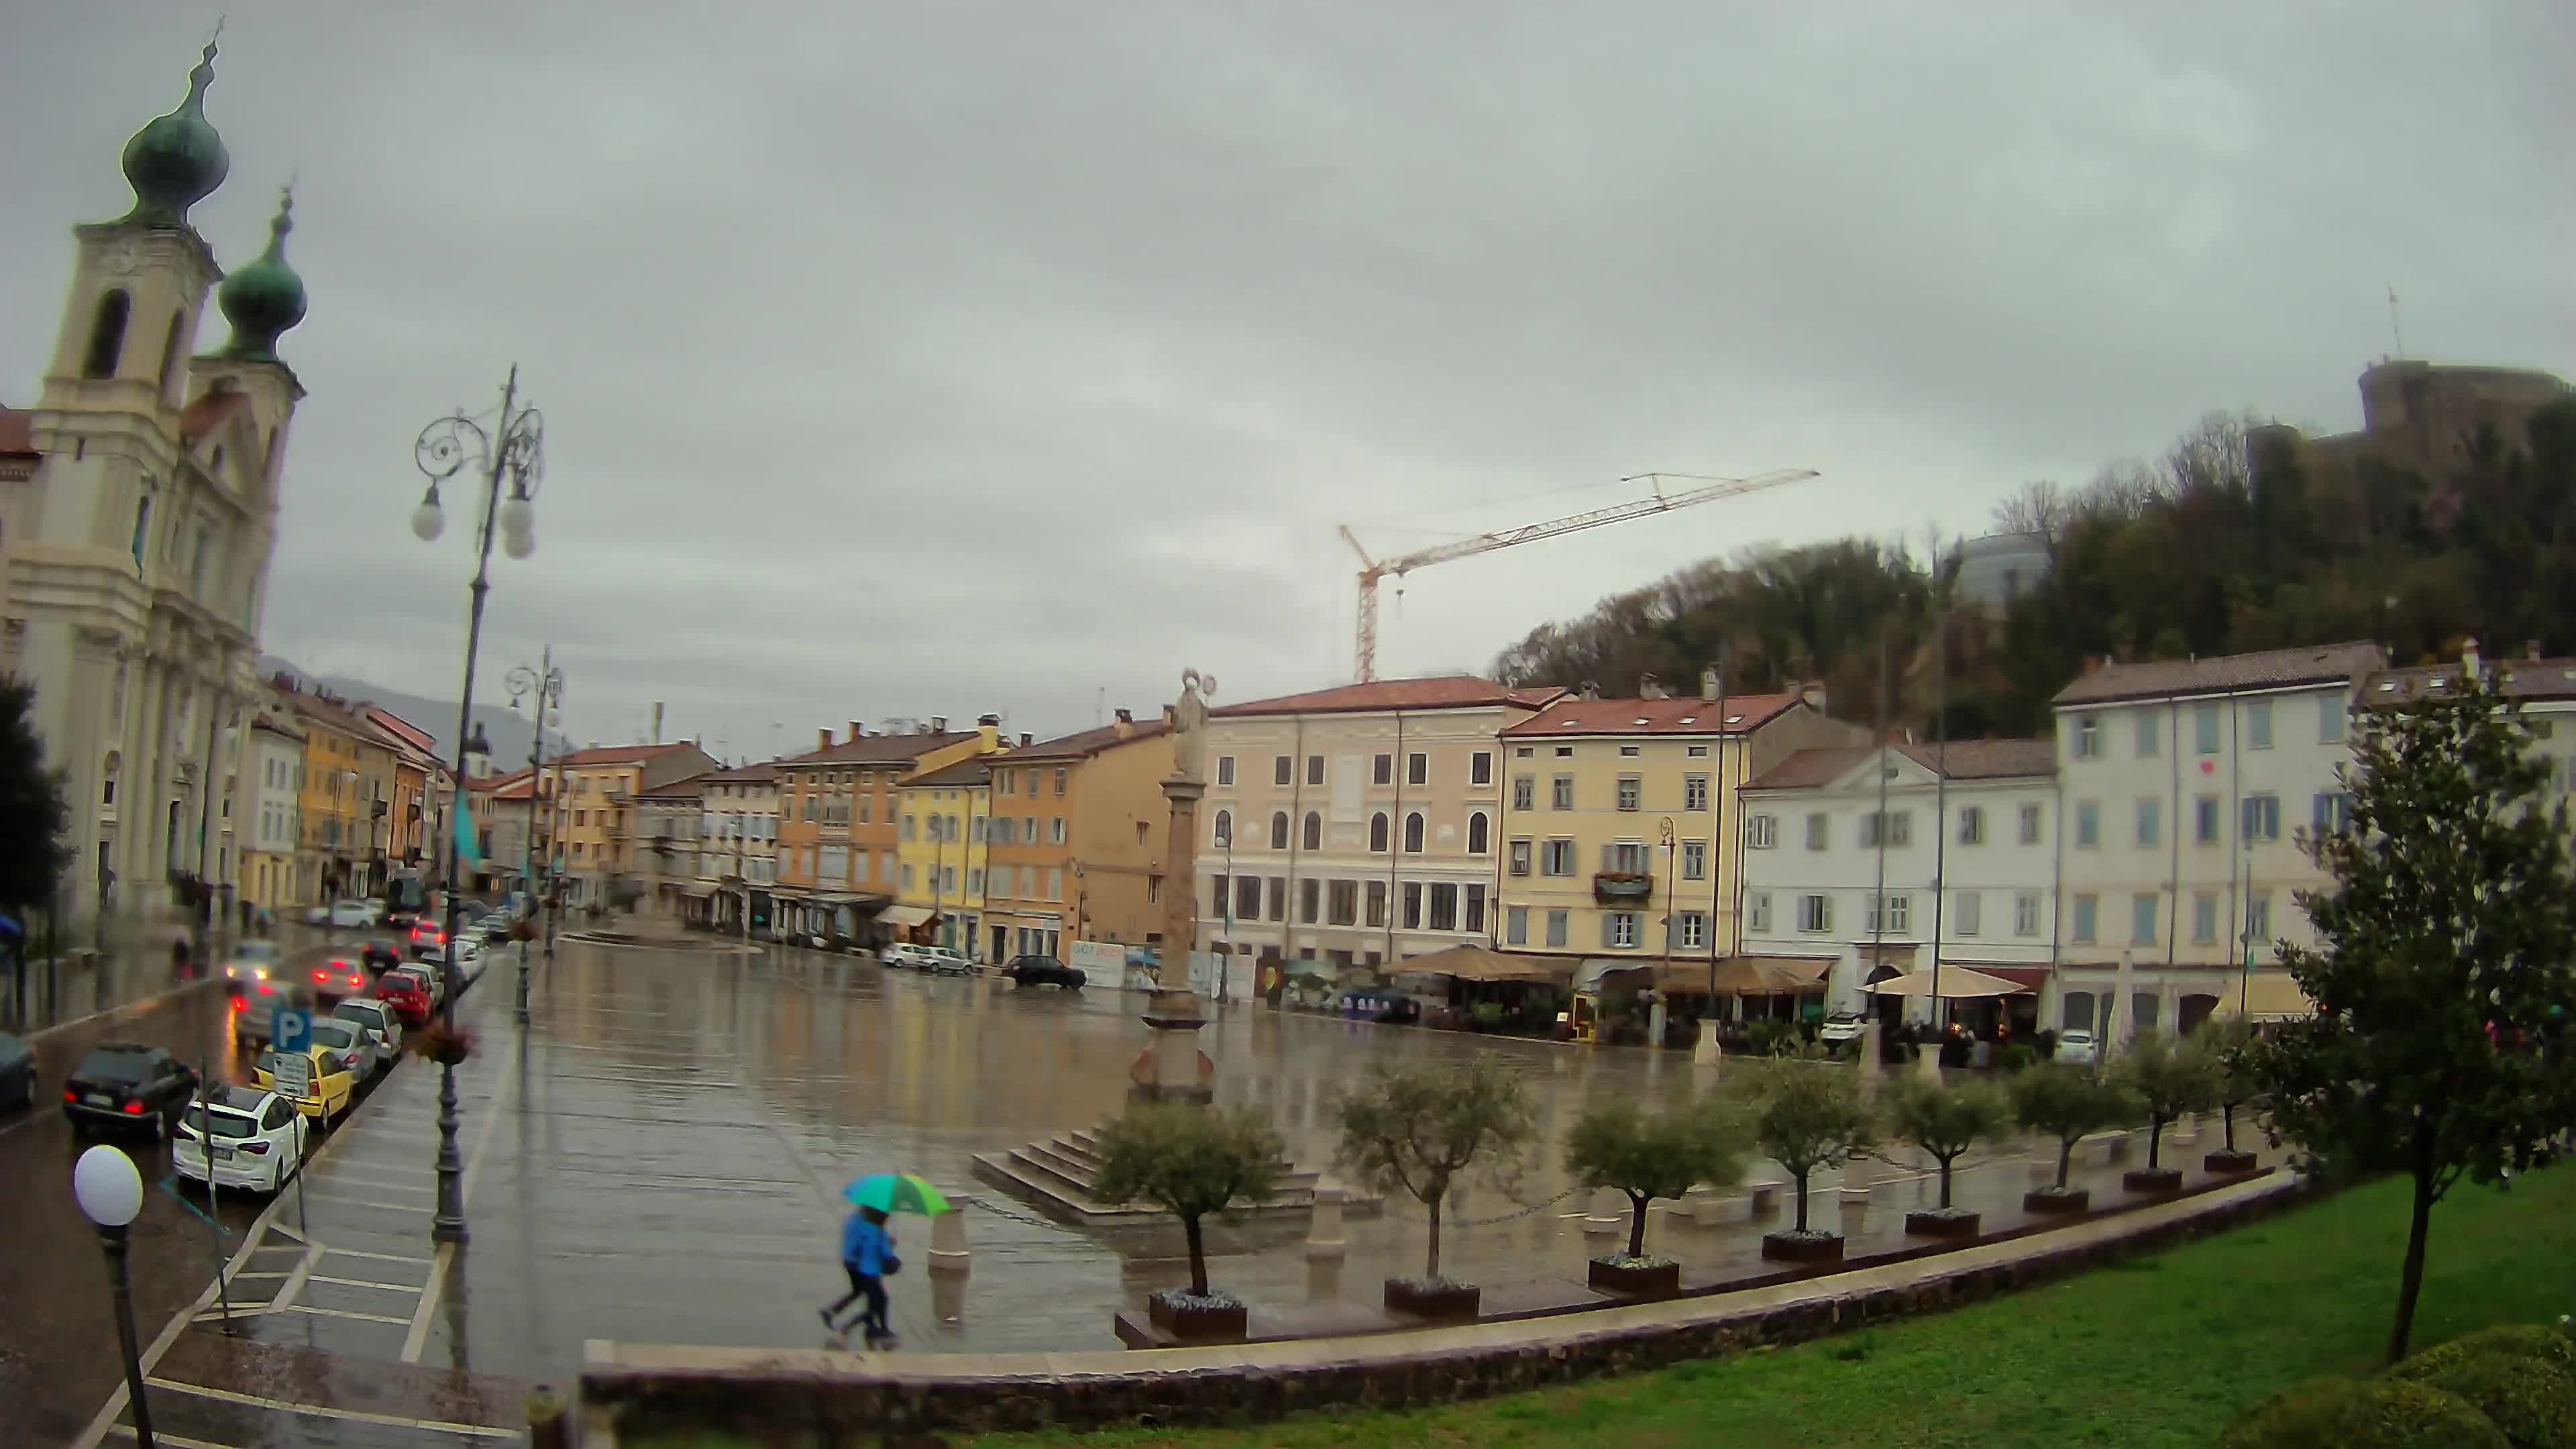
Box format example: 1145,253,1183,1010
1664,914,1679,949
1599,842,1613,871
1600,912,1616,948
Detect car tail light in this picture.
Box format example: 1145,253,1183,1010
256,983,274,995
121,1099,144,1115
239,1140,271,1155
62,1088,77,1103
312,969,327,981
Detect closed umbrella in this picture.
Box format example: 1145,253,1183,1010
842,1171,953,1216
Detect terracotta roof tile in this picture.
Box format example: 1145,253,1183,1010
0,408,33,455
2363,657,2576,705
1006,718,1172,761
697,761,779,784
1746,737,2056,791
1212,676,1563,718
773,731,979,769
553,742,699,767
2053,643,2385,706
180,390,250,444
1502,694,1802,737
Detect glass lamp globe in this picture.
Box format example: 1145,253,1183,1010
410,498,446,543
73,1144,144,1227
501,525,535,561
495,496,534,538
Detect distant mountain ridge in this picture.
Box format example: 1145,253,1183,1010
258,655,572,773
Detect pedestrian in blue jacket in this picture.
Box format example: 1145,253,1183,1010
821,1205,896,1346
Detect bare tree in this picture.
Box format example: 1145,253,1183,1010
1989,479,2069,548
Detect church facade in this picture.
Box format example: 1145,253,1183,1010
0,36,310,932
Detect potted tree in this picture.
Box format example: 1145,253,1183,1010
2011,1063,2137,1214
1332,1055,1537,1320
1886,1075,2013,1238
1745,1051,1878,1263
1566,1095,1747,1295
2197,1017,2263,1174
1091,1102,1283,1342
2113,1030,2218,1193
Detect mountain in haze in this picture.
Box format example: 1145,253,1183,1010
259,655,572,774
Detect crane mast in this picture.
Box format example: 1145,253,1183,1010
1340,468,1819,682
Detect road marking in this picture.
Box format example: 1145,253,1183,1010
105,1426,240,1449
308,1273,422,1292
275,1303,414,1325
325,1159,436,1176
400,1041,521,1364
320,1244,433,1264
307,1194,434,1213
309,1171,437,1191
223,1271,291,1280
141,1379,519,1438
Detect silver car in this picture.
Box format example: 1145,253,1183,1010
303,1017,381,1083
331,998,405,1067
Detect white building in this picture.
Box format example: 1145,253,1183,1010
2363,641,2576,802
1,40,306,932
238,711,303,914
1737,738,2059,1025
2049,642,2385,1037
693,761,778,932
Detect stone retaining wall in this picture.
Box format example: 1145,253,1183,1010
581,1173,2315,1444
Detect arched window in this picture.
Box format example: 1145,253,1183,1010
1368,812,1389,852
84,290,131,379
101,752,121,810
1403,812,1426,854
1301,811,1322,851
1212,809,1232,848
158,309,187,398
1269,811,1289,850
1467,811,1490,855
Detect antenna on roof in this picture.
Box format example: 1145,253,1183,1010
2387,284,2406,360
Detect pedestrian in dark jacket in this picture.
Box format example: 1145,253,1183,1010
820,1205,896,1346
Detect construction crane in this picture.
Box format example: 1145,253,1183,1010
1338,468,1819,682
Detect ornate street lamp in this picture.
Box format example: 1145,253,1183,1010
74,1145,154,1449
411,367,544,1244
508,651,564,1026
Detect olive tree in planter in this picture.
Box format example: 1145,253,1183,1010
1091,1102,1284,1342
2112,1030,2219,1193
2011,1063,2137,1214
1565,1095,1748,1296
2196,1016,2263,1174
1745,1051,1877,1264
1332,1054,1537,1320
1885,1075,2013,1238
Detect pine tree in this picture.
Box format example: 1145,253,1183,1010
2252,666,2576,1364
0,678,70,915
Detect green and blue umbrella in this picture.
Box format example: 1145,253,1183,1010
843,1171,953,1216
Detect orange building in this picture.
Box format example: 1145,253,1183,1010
769,715,999,945
980,708,1173,965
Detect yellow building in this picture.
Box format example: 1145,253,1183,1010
771,714,1002,944
278,687,398,904
1493,682,1861,971
545,742,718,908
894,755,998,956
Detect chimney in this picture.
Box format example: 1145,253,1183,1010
1700,667,1721,702
975,714,1000,749
930,715,949,733
1018,732,1033,748
1799,680,1829,716
1113,708,1134,739
849,720,863,741
2528,639,2544,662
1638,673,1668,700
2463,637,2482,677
1162,704,1178,727
817,727,833,751
1578,680,1602,701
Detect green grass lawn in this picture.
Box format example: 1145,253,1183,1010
974,1163,2576,1449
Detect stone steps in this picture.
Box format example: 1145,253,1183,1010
973,1124,1381,1228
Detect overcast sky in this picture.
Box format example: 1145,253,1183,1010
5,3,2569,757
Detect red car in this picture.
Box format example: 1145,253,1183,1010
374,971,432,1026
308,956,368,1002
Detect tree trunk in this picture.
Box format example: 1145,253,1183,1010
1792,1171,1811,1232
1425,1189,1444,1282
2147,1113,2165,1170
1626,1193,1649,1258
2221,1102,2236,1152
1937,1154,1955,1210
1183,1212,1210,1297
2386,1159,2438,1364
2055,1137,2076,1190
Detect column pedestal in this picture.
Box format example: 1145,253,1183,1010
1128,989,1214,1104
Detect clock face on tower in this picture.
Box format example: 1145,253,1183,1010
105,237,140,275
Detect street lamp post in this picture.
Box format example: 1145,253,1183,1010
411,367,545,1246
74,1144,154,1449
1657,817,1677,1039
508,651,563,1026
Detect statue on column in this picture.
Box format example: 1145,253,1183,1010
1171,669,1216,784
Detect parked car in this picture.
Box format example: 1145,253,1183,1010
0,1031,36,1112
1817,1011,1868,1046
332,998,405,1065
222,939,282,989
1001,955,1085,989
252,1044,356,1121
374,969,433,1027
233,978,318,1049
303,1016,382,1083
62,1043,200,1138
2054,1028,2100,1065
360,938,405,973
327,899,382,930
305,954,370,1004
174,1086,309,1193
409,922,450,961
885,944,972,973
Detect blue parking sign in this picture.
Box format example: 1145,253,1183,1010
273,1007,312,1055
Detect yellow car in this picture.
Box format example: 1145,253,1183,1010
252,1045,356,1122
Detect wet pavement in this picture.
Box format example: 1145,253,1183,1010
19,936,2285,1446
4,921,347,1034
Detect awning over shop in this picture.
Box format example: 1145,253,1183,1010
1389,944,1575,985
1958,965,2050,994
1866,965,2029,999
2213,971,2318,1022
1703,955,1835,996
879,904,937,930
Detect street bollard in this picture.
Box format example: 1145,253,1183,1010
928,1205,970,1274
1303,1183,1347,1262
525,1384,571,1449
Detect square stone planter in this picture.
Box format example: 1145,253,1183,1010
1146,1289,1248,1343
1903,1207,1982,1239
2122,1166,2184,1195
2204,1148,2259,1175
2023,1186,2091,1215
1760,1230,1845,1264
1587,1256,1682,1296
1383,1277,1482,1320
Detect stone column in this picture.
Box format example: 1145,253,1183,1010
1128,671,1216,1105
1693,1016,1723,1069
1303,1183,1348,1261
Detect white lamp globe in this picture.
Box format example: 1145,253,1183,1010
500,525,535,561
495,496,534,538
410,498,446,543
73,1144,144,1227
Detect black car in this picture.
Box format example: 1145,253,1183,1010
0,1031,36,1112
360,938,404,973
1001,955,1085,989
62,1043,200,1138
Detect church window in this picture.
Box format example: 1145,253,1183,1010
84,290,130,379
130,493,152,568
102,753,120,809
158,310,186,398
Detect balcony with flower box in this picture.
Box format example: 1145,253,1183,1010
1592,871,1654,905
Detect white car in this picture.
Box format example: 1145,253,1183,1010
884,944,972,974
2054,1029,2100,1065
222,940,282,987
174,1085,309,1193
1817,1011,1868,1045
327,899,381,929
331,998,405,1065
